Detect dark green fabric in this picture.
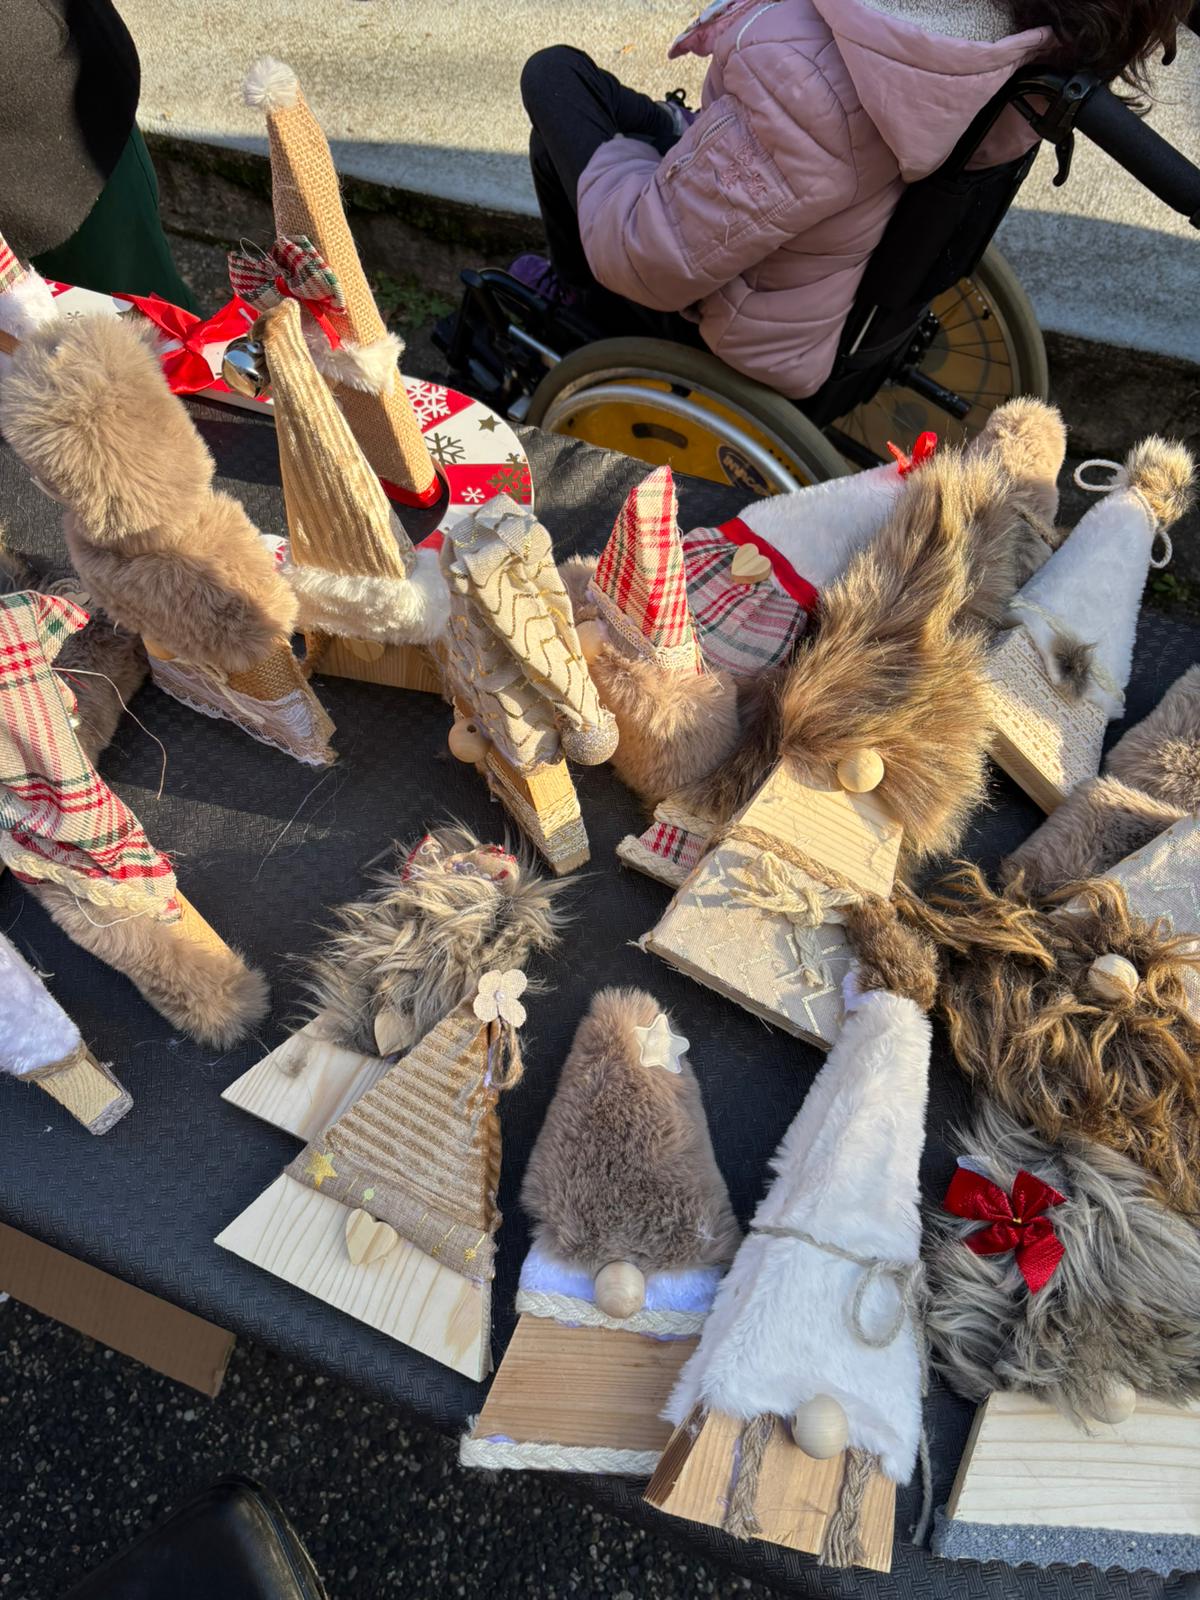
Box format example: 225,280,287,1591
33,128,196,312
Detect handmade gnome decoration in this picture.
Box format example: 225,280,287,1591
0,231,57,375
0,591,268,1047
218,971,529,1379
461,988,740,1475
620,400,1065,885
927,1101,1200,1574
896,860,1200,1215
255,298,448,686
986,439,1196,812
646,934,935,1570
240,58,437,505
439,495,617,873
644,442,1001,1045
580,465,739,806
0,313,336,766
1002,664,1200,897
223,825,567,1140
0,930,131,1134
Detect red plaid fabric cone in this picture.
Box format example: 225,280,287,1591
589,466,699,672
0,593,179,920
0,235,24,298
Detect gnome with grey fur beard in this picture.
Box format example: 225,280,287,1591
461,987,739,1476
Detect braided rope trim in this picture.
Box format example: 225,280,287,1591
0,839,169,918
615,833,692,887
590,589,699,675
459,1434,661,1476
515,1288,706,1337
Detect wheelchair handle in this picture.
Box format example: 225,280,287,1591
1072,78,1200,227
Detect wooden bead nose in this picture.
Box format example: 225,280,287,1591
791,1394,849,1460
1091,1378,1136,1425
1087,953,1139,1003
448,718,489,764
593,1261,646,1320
836,748,885,794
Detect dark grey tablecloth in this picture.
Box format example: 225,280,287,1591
1,400,1196,1600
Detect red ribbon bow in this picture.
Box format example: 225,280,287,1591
226,236,344,348
887,431,939,476
943,1165,1066,1294
121,293,259,395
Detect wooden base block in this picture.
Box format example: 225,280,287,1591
215,1173,491,1380
311,636,443,695
485,748,589,875
986,627,1107,813
645,1411,895,1572
945,1390,1200,1540
220,1020,389,1141
36,1050,132,1135
463,1314,695,1472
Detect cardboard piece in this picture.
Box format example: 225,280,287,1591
0,1222,233,1396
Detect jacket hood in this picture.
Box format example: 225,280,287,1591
674,0,1054,182
814,0,1053,178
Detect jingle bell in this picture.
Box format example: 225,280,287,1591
221,337,271,399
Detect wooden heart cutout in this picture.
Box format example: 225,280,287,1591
345,1207,399,1266
345,638,386,663
730,544,772,585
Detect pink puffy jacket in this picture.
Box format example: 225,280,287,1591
577,0,1054,397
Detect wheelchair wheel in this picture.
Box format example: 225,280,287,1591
834,246,1049,461
526,337,850,494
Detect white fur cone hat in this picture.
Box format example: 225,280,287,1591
0,930,82,1077
664,983,931,1483
1010,440,1196,719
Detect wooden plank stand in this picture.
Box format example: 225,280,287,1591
461,1315,697,1474
646,761,902,1048
34,1050,132,1136
220,1018,389,1142
645,1409,896,1571
986,626,1107,813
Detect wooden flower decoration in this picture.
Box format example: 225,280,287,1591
473,968,528,1027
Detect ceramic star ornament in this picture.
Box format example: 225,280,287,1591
634,1012,689,1074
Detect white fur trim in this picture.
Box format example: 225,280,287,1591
1010,487,1157,719
0,269,59,376
665,989,931,1483
304,324,405,395
734,463,903,588
0,931,82,1077
243,57,299,112
286,545,450,644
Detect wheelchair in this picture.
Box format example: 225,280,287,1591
437,63,1200,494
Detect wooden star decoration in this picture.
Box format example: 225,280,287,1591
634,1013,689,1074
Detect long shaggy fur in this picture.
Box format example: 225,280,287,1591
0,316,298,671
843,895,939,1010
677,447,997,862
897,867,1200,1214
29,881,269,1049
0,544,147,765
521,987,740,1274
1106,665,1200,811
926,1100,1200,1425
1000,775,1186,899
303,825,569,1055
589,646,740,804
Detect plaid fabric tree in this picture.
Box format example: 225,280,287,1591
589,466,700,673
0,592,178,919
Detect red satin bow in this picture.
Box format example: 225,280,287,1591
121,293,259,395
943,1165,1066,1294
887,431,939,476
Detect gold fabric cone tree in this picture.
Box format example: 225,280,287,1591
243,57,437,504
259,299,449,670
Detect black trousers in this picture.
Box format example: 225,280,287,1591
520,45,706,347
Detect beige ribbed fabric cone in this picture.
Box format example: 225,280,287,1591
243,57,436,501
286,1003,505,1280
262,299,412,581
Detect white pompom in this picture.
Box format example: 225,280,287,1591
243,57,299,112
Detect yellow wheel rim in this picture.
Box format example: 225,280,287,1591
835,274,1021,460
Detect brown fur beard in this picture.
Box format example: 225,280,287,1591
1001,775,1186,899
0,542,147,766
28,880,269,1049
896,866,1200,1216
302,824,570,1055
1106,665,1200,812
926,1100,1200,1426
675,448,997,862
843,895,940,1011
520,987,740,1275
589,644,740,806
